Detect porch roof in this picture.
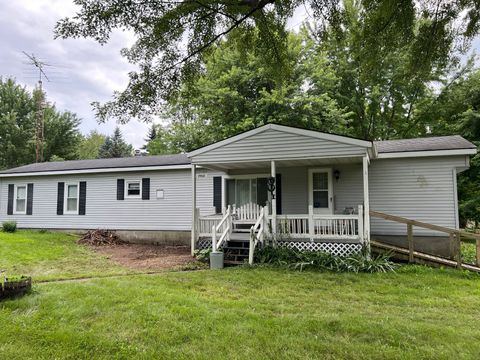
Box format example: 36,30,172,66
188,124,373,167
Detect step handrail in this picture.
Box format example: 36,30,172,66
211,205,232,252
248,207,266,265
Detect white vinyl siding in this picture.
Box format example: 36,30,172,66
0,169,223,231
192,128,368,163
369,156,467,235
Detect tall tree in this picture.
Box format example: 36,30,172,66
306,0,469,140
0,78,82,169
156,30,350,152
55,0,480,124
98,127,134,158
421,68,480,226
43,107,82,161
0,78,36,168
142,124,158,150
78,130,106,159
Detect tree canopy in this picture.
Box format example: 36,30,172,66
78,130,107,160
0,78,82,169
55,0,480,124
98,127,134,158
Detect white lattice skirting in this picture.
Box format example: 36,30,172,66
277,241,362,257
196,238,227,251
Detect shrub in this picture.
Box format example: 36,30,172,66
254,246,397,273
2,221,17,233
194,249,211,262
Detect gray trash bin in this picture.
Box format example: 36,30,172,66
209,251,224,269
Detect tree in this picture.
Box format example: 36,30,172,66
98,127,134,158
43,107,82,162
0,78,36,169
304,0,473,140
0,78,82,169
156,30,350,153
54,0,480,123
78,130,106,159
421,68,480,227
142,124,158,150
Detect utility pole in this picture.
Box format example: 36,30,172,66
22,52,50,163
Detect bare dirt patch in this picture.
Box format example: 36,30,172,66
91,243,199,271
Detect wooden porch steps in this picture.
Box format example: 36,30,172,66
223,238,250,266
371,240,480,273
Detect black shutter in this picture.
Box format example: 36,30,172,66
117,179,125,200
79,181,87,215
213,176,222,214
7,184,14,215
142,178,150,200
276,174,282,215
257,178,268,207
26,183,34,215
57,182,64,215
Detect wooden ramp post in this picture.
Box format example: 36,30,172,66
407,223,413,263
477,239,480,268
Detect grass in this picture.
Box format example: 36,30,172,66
1,230,480,359
0,267,479,359
0,230,135,281
462,241,478,265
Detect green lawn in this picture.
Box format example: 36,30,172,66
0,230,135,281
1,231,480,359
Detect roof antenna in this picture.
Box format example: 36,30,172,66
22,52,51,163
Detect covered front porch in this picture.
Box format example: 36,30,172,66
187,124,373,263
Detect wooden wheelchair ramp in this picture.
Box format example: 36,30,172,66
371,240,480,272
369,211,480,273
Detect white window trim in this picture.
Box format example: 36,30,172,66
308,168,333,215
13,184,27,215
64,182,80,215
125,180,142,199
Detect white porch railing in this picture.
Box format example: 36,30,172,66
211,205,233,251
276,205,364,242
248,206,269,265
234,203,263,221
196,204,366,246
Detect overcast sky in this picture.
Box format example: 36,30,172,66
1,1,478,148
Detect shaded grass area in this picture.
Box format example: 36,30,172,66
462,241,478,265
0,230,135,281
1,266,480,359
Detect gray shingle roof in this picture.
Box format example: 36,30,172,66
0,154,191,175
374,135,476,153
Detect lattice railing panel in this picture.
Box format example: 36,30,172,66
277,241,362,257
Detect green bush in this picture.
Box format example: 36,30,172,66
254,246,397,273
194,249,211,262
2,221,17,233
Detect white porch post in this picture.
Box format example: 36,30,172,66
362,155,370,244
191,164,197,256
271,160,277,237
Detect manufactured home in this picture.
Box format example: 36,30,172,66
0,124,476,262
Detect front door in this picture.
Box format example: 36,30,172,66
308,168,333,214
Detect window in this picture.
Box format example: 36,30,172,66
126,181,141,198
14,185,27,214
65,183,79,214
312,172,329,208
226,177,269,207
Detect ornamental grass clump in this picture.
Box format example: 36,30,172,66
254,246,397,273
